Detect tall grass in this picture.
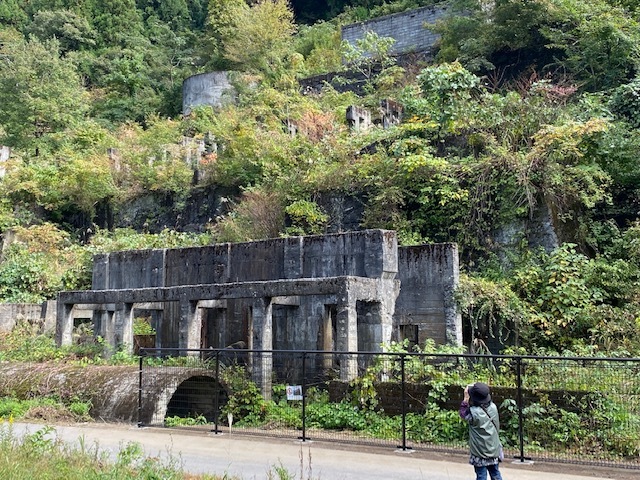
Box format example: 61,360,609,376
0,423,229,480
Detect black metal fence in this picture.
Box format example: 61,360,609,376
138,348,640,469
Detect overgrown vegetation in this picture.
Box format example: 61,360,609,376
2,1,640,357
0,424,228,479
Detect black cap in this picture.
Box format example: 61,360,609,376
469,382,491,405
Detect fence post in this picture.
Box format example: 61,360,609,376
213,349,221,434
516,355,526,462
137,351,143,427
300,351,308,441
397,353,411,451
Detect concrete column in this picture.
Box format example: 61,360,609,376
55,301,74,347
114,303,134,354
104,310,115,348
179,299,201,351
250,297,273,399
443,245,463,346
336,288,358,381
380,279,400,347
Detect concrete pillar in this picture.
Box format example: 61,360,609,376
336,289,358,381
179,300,201,351
43,300,58,334
443,245,463,346
380,279,400,347
103,310,115,348
114,303,134,354
250,297,273,399
55,302,74,347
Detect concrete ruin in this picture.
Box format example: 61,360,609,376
0,145,9,178
341,5,448,57
346,105,372,131
56,230,461,391
182,71,235,115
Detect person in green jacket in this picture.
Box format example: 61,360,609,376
459,382,504,480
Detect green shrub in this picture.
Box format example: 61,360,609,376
219,365,267,425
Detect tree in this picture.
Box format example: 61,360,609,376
542,0,640,91
26,9,96,53
435,0,640,91
89,0,144,47
206,0,250,69
137,0,191,30
341,30,397,94
0,0,27,28
215,0,297,76
0,32,90,151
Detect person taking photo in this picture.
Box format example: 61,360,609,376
459,382,504,480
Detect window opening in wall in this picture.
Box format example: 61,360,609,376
399,324,419,351
245,306,253,350
200,308,226,349
356,301,381,352
73,317,93,347
272,304,298,351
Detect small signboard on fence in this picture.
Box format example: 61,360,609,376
286,385,303,401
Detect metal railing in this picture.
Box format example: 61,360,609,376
138,348,640,469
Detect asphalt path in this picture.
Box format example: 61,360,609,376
5,421,636,480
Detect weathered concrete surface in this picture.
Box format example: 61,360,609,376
0,301,57,334
0,145,9,178
182,71,234,114
0,363,140,422
63,231,406,361
395,243,462,346
341,5,449,56
0,362,228,425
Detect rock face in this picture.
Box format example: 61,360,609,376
113,186,237,234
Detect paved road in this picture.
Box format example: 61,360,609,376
5,421,635,480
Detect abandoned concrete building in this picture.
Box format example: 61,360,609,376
56,230,461,380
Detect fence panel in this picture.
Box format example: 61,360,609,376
138,349,640,469
517,356,640,467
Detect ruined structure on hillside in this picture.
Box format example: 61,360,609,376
182,71,235,115
56,230,461,388
341,5,448,58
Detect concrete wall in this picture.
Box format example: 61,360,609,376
93,249,166,290
395,243,461,345
182,71,234,115
341,5,449,56
95,230,399,290
0,301,57,334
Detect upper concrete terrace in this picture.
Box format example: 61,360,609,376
91,229,399,290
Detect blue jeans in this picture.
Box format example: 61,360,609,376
474,464,503,480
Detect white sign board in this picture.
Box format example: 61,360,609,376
286,385,303,401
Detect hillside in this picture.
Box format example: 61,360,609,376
1,0,640,355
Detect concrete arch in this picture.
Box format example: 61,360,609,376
0,363,229,426
141,367,228,426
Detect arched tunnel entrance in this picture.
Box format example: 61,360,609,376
164,375,228,423
140,367,232,427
